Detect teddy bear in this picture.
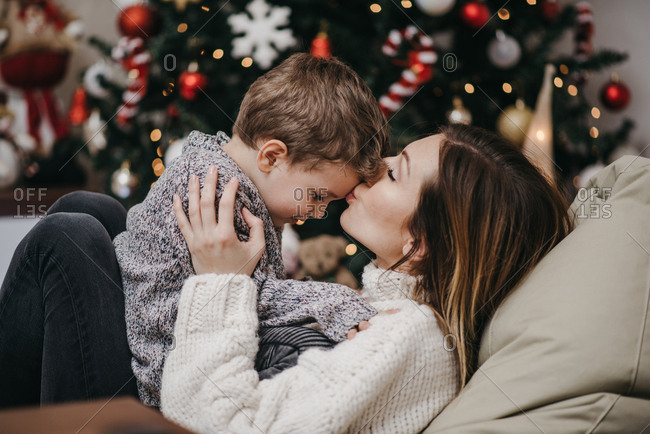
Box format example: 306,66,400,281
294,234,359,290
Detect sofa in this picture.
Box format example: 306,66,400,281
425,155,650,432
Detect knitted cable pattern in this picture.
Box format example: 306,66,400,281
161,263,460,433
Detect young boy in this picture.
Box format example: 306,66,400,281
113,53,390,407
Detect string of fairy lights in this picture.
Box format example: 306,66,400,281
144,3,256,188
132,0,622,195
365,0,610,140
85,0,628,261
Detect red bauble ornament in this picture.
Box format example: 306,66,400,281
310,32,331,59
600,79,631,111
167,104,180,120
179,70,208,100
68,87,89,126
460,1,490,29
117,5,161,40
540,0,561,20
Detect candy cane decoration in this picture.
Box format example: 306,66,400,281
572,2,594,85
112,36,152,125
379,26,437,117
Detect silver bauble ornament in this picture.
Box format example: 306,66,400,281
164,137,185,167
446,96,472,125
414,0,455,16
111,162,139,199
488,30,522,69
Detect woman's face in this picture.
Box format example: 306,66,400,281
340,134,441,269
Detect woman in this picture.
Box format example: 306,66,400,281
160,125,573,433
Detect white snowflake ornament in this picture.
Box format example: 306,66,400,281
228,0,297,69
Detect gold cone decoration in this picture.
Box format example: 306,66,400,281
523,64,556,182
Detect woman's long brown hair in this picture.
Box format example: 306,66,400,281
393,124,573,386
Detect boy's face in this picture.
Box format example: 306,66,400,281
259,162,360,227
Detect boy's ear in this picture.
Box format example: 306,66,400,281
257,139,288,173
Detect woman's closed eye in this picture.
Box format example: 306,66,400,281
387,168,395,181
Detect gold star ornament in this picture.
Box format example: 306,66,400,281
162,0,202,12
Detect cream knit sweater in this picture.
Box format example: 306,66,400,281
161,263,460,433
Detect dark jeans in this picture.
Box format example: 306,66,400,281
0,191,138,408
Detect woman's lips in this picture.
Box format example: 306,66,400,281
345,190,356,202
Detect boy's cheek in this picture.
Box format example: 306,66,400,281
267,199,299,222
305,203,328,219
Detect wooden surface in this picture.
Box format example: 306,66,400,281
0,396,192,434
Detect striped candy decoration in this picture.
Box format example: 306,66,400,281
379,26,437,117
112,36,152,125
572,2,594,85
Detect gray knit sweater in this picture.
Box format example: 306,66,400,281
113,130,377,407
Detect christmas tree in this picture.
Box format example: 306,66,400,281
73,0,632,277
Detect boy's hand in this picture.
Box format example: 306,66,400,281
346,309,400,339
347,320,371,340
173,165,265,276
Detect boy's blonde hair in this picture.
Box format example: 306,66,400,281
233,53,389,182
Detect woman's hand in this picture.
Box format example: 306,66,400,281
173,165,265,276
